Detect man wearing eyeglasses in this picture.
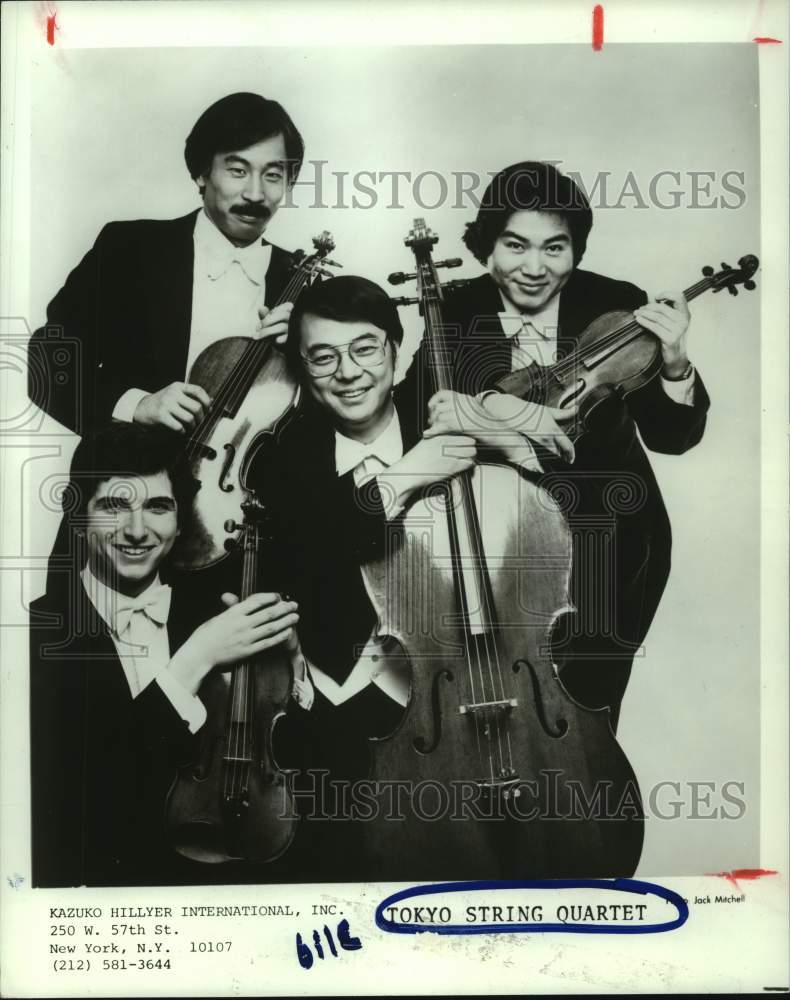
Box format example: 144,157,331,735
249,276,537,870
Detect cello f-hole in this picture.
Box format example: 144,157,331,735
514,659,568,739
412,668,454,755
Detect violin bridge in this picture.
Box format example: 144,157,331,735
458,698,518,715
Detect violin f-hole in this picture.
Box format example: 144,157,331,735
219,444,236,493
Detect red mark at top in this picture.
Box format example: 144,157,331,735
46,13,57,46
753,37,782,43
592,5,604,50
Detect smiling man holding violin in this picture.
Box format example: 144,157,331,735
29,423,311,887
397,160,711,730
28,91,303,437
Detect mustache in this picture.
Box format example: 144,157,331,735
230,203,271,221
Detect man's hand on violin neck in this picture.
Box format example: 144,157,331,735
425,389,576,465
255,301,293,345
633,289,691,376
167,592,300,695
133,382,212,431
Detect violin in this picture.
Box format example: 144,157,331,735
356,219,644,880
495,255,758,438
165,490,298,864
172,232,339,570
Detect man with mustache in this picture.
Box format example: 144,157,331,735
397,161,710,730
28,92,304,435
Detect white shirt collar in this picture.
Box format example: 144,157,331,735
334,407,403,478
80,564,165,634
498,289,561,340
194,208,271,284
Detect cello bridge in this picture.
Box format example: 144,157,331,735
476,776,521,800
459,698,518,716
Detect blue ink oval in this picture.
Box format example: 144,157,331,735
375,878,689,935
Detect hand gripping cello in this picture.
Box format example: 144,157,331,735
356,220,644,881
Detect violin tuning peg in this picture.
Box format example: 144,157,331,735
434,258,463,269
743,279,756,291
727,285,738,296
721,262,731,271
392,295,419,307
323,258,342,268
702,266,714,277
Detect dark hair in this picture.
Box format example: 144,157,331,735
285,275,404,375
462,161,593,265
65,424,199,535
184,92,305,185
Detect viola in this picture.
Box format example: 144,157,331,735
165,490,298,864
355,219,644,880
172,232,339,570
495,256,758,438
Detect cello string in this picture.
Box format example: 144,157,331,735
459,471,509,777
423,287,486,768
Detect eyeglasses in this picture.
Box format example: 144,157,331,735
302,335,388,379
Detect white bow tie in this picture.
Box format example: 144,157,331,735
206,242,265,284
113,584,172,637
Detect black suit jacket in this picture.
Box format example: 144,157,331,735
29,578,215,887
28,211,295,434
252,389,422,690
396,269,711,716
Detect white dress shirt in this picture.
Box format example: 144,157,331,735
80,566,207,733
112,209,273,421
305,409,411,708
497,290,697,406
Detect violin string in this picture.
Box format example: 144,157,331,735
184,259,316,455
548,278,711,384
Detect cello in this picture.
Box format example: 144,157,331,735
494,255,758,439
172,231,339,570
165,487,298,864
356,219,644,880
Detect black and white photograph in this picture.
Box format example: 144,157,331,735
1,0,787,995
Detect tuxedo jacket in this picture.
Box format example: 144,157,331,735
28,210,295,434
29,579,205,886
252,390,423,691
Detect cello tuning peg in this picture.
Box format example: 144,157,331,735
442,278,472,292
743,279,756,291
721,262,731,271
388,271,417,286
434,258,463,269
727,285,738,296
392,295,419,307
322,258,342,268
224,518,241,533
702,265,714,277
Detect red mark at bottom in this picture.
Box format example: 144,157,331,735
708,868,779,889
